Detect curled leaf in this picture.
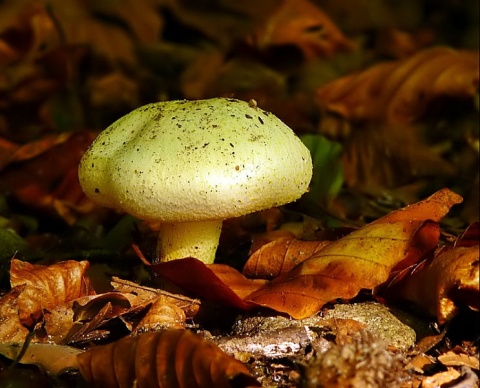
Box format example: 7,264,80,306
392,245,479,324
248,0,354,59
153,258,265,309
316,47,479,124
245,188,462,319
76,329,260,387
10,258,92,328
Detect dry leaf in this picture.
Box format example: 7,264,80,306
389,245,479,324
154,258,265,309
245,188,462,319
111,276,200,319
133,299,186,334
243,237,330,279
248,0,354,59
10,258,92,328
45,293,127,344
421,369,462,387
76,329,260,387
0,285,30,342
0,132,99,224
0,343,82,375
316,47,479,125
438,350,480,370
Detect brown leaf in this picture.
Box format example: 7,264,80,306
248,0,354,60
133,299,186,334
245,188,462,319
111,276,200,319
316,47,479,125
390,245,479,324
0,285,29,342
0,132,72,170
0,131,99,224
76,330,260,387
44,294,121,344
153,258,265,309
438,350,480,370
10,258,92,328
243,237,330,279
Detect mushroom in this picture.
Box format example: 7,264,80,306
78,98,312,264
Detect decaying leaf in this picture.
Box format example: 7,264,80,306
438,350,480,370
44,293,130,345
245,188,462,318
390,245,479,324
0,132,98,224
9,258,92,328
76,329,261,387
0,285,30,342
243,237,330,279
154,258,265,310
247,0,354,59
111,276,200,319
133,299,186,334
0,132,72,170
316,47,479,125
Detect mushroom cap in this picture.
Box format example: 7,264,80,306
78,98,312,222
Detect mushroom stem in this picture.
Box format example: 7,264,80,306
157,220,223,264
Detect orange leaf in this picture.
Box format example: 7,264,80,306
243,237,330,279
245,189,462,319
0,285,29,342
0,131,98,224
10,258,92,328
248,0,354,60
390,245,479,324
76,330,260,387
153,258,265,309
316,47,479,125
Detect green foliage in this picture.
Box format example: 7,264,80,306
300,134,343,206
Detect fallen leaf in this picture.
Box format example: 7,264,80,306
0,132,72,171
153,258,265,309
44,293,126,344
0,285,30,342
245,188,462,318
248,0,354,60
111,276,200,319
388,245,479,324
10,258,92,328
438,350,480,370
421,368,462,388
316,47,479,125
76,329,261,387
0,131,99,224
133,298,186,334
243,237,330,279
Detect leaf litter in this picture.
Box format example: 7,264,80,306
0,0,478,386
